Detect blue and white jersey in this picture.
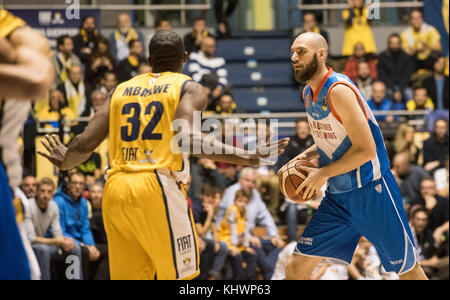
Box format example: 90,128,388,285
303,68,390,194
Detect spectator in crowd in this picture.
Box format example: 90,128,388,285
84,36,115,91
298,12,329,43
51,35,81,87
410,178,449,233
88,183,108,270
391,124,421,166
138,63,152,75
200,74,223,111
348,237,384,280
276,119,314,242
214,0,239,38
24,178,81,280
422,118,449,174
344,42,377,83
434,155,449,198
145,17,172,57
409,206,440,278
423,55,449,110
85,89,106,118
117,39,146,83
54,171,108,280
73,16,100,64
194,184,229,280
20,175,37,200
378,33,414,102
187,37,228,89
392,152,430,207
218,189,256,280
76,151,102,186
188,158,227,200
212,92,244,115
341,0,376,56
406,87,435,117
184,17,214,55
99,71,118,96
401,9,442,74
355,60,376,100
367,81,394,122
57,65,87,117
36,89,76,129
109,13,145,62
216,168,285,280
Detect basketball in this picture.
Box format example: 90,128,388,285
279,160,317,203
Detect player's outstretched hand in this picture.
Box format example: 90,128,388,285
249,137,290,166
37,134,67,169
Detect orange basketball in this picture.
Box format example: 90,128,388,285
279,160,317,203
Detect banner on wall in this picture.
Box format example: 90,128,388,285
9,9,101,49
423,0,449,56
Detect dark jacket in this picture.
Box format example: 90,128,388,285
423,133,449,170
377,50,413,93
275,134,314,172
423,75,449,110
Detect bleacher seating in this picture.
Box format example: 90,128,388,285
233,87,304,113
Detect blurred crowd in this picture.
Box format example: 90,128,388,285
16,1,449,280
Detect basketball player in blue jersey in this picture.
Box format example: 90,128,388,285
282,33,428,280
0,7,54,279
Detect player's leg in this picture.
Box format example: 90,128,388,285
285,254,322,280
398,264,428,280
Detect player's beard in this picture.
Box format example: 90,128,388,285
294,53,319,84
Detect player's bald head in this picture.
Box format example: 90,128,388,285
292,32,328,54
148,30,187,73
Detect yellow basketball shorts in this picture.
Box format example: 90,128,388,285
103,170,200,280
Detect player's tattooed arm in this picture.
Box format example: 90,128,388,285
37,98,110,170
174,81,289,166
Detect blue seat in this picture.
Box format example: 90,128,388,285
216,39,292,62
226,62,295,87
232,87,305,113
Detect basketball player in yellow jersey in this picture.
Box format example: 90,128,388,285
38,30,289,280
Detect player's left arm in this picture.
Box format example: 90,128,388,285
297,84,377,200
37,98,110,170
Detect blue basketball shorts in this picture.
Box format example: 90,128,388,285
0,164,30,280
294,170,418,275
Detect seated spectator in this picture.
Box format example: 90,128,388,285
423,55,449,110
212,92,245,115
51,35,81,87
188,157,227,200
187,37,228,89
344,42,378,83
99,71,118,96
348,237,384,280
88,183,108,254
298,12,329,43
54,171,108,280
378,33,414,103
201,74,223,111
216,168,285,280
138,63,152,75
72,16,100,64
391,124,421,166
367,81,394,122
410,178,449,233
145,17,172,57
401,9,442,75
20,175,37,201
409,206,448,280
117,39,146,83
218,189,256,280
24,177,81,280
194,184,228,280
392,152,429,207
84,36,115,91
184,16,214,55
109,13,145,62
86,89,106,118
341,0,376,56
77,152,102,186
36,89,76,129
406,87,435,117
422,118,449,174
434,155,449,198
355,60,376,101
57,65,87,117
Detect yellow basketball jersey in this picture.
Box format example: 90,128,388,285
0,7,26,38
107,72,192,177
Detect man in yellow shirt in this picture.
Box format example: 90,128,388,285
37,89,76,129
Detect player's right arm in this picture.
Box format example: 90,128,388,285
174,81,289,166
